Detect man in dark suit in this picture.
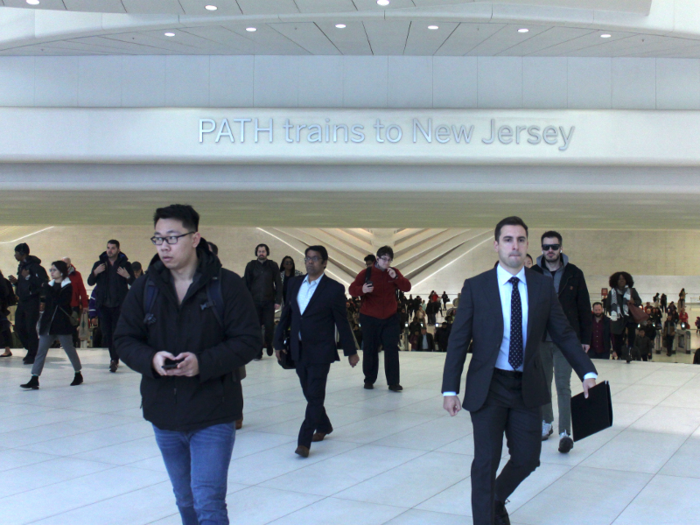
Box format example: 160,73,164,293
274,245,359,458
442,217,598,525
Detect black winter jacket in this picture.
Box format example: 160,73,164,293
244,259,282,304
114,246,261,432
532,259,593,345
39,280,76,336
87,252,135,308
15,255,48,303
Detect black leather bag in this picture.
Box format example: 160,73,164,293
277,334,296,370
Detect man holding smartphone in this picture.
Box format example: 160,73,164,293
349,246,411,391
114,204,261,525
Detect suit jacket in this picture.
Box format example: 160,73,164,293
274,274,357,364
442,267,597,411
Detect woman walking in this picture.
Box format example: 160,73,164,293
20,260,83,390
606,271,642,362
279,255,302,304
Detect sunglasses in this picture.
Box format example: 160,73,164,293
542,244,561,251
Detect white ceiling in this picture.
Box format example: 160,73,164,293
3,0,698,58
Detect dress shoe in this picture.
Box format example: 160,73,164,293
23,358,34,365
542,421,553,441
266,348,273,356
235,418,243,430
494,500,510,525
312,429,332,442
70,372,83,386
388,384,403,392
20,375,39,390
295,445,310,458
558,431,574,453
109,360,119,373
363,382,374,389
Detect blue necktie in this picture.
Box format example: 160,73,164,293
508,276,524,370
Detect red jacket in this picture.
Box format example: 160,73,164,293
349,265,411,320
67,268,89,310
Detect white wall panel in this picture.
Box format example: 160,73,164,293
0,57,34,106
388,56,432,109
254,55,299,107
612,58,656,109
78,56,122,107
165,56,210,107
477,57,522,108
567,57,611,109
343,56,387,108
656,59,700,110
209,56,255,107
522,57,567,109
34,56,79,107
432,57,478,109
121,56,166,107
296,56,344,108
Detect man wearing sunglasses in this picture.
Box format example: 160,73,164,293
532,231,592,453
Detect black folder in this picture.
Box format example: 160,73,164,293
570,381,613,442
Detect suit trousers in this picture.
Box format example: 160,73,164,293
295,357,332,448
99,306,122,362
470,370,541,525
539,341,572,435
15,299,40,359
360,313,400,386
254,301,275,355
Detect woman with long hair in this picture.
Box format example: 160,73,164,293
280,255,302,303
20,260,83,390
606,271,642,362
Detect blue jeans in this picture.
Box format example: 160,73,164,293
153,422,236,525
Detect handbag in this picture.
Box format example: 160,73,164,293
627,301,649,324
277,333,296,370
60,307,81,327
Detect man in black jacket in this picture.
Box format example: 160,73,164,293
114,204,260,525
532,231,592,453
588,302,612,360
274,245,358,458
244,244,282,360
8,243,48,364
87,239,135,373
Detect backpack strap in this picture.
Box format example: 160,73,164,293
204,271,225,327
143,277,159,325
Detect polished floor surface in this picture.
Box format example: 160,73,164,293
1,349,699,525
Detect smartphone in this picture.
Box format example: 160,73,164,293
163,358,182,370
366,280,373,287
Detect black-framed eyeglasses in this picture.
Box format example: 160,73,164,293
542,244,561,251
150,232,195,245
304,256,322,263
377,256,393,262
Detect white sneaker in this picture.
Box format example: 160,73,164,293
558,431,574,453
542,421,553,441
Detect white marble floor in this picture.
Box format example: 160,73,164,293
1,349,699,525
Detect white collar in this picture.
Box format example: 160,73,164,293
303,273,325,285
496,264,526,286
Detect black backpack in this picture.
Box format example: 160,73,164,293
2,278,17,307
143,273,224,327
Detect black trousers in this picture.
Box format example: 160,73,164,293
360,313,400,386
296,357,332,449
15,299,40,359
470,370,541,525
100,306,122,362
254,301,275,355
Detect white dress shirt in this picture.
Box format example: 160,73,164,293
297,273,324,339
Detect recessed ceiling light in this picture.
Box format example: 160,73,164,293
246,27,257,32
518,28,529,33
335,24,346,29
377,0,390,6
164,32,175,37
601,33,612,38
205,5,217,10
428,25,439,30
26,0,40,4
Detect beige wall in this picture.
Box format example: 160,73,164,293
1,226,698,305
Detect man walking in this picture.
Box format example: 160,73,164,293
532,231,592,453
442,216,597,525
274,245,358,458
588,302,612,360
244,244,282,360
115,204,260,525
349,246,411,391
8,243,48,364
87,239,135,372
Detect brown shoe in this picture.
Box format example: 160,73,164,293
312,432,329,442
235,418,243,430
295,445,310,458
